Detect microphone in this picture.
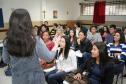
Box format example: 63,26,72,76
55,47,61,59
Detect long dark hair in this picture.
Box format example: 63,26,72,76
37,24,47,36
5,9,36,57
59,36,70,59
69,29,76,42
94,42,110,66
42,30,52,40
85,42,110,72
69,29,76,37
113,31,125,44
103,26,109,33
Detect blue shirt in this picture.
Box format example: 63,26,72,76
89,64,102,84
78,59,114,84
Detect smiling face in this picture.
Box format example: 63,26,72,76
78,32,86,41
91,45,99,59
42,32,50,41
56,29,62,35
70,30,74,37
114,32,120,42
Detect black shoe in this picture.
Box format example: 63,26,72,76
123,74,126,77
0,61,7,68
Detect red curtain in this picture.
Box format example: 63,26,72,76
93,1,106,24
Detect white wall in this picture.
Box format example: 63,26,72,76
44,0,126,22
43,0,83,20
1,0,126,23
0,0,41,23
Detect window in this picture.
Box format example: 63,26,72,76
105,4,126,15
81,2,126,15
82,5,94,15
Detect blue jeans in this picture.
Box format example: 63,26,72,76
46,69,67,84
77,52,91,68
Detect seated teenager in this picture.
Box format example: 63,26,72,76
37,24,47,38
47,36,77,84
74,23,81,38
100,26,110,43
107,31,126,74
53,28,63,46
64,26,70,36
87,25,103,45
106,24,117,44
50,23,58,38
74,42,114,84
39,31,55,69
68,29,77,50
75,28,92,67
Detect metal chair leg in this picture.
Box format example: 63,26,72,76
115,74,119,84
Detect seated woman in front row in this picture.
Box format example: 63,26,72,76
74,42,114,84
47,36,77,84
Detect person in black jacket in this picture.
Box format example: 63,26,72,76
74,42,114,84
76,30,92,53
75,28,92,67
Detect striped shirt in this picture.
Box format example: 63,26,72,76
107,43,126,63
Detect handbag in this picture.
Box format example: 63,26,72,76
65,71,89,84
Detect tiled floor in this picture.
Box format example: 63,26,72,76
0,66,126,84
0,67,11,84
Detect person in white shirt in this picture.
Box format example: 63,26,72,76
53,28,63,46
47,36,77,84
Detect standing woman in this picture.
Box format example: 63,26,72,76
2,9,56,84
